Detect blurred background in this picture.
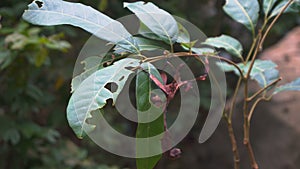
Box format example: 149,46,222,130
0,0,299,169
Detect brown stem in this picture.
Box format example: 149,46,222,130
227,120,240,169
243,77,259,169
247,77,282,102
244,138,259,169
259,0,295,50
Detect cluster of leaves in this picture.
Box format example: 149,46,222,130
21,0,300,169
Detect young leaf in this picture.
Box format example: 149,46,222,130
202,35,243,60
223,0,259,35
136,63,164,169
273,78,300,94
22,0,139,53
124,1,179,45
269,0,300,18
67,58,140,138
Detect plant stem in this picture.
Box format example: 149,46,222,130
243,72,258,169
259,0,295,50
247,77,282,102
226,119,240,169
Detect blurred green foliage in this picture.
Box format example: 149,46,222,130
0,0,298,169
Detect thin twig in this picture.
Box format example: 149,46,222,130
247,77,282,102
259,0,295,50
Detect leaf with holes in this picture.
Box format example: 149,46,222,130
202,35,243,60
136,62,165,169
223,0,259,35
71,56,102,93
22,0,139,53
67,58,140,138
273,78,300,95
124,1,179,45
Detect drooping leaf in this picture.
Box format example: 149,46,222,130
202,35,243,60
269,0,300,18
71,56,102,93
22,0,139,53
124,1,179,45
136,63,164,169
274,78,300,94
223,0,259,35
67,58,140,138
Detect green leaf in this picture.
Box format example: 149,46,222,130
134,37,168,51
274,78,300,94
223,0,259,35
253,68,279,88
241,60,278,77
269,0,300,18
136,63,164,169
216,61,237,73
67,58,140,138
176,23,190,43
263,0,278,16
22,0,139,53
124,1,179,45
202,35,243,60
217,59,279,87
71,56,102,93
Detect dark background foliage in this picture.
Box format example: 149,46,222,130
0,0,299,169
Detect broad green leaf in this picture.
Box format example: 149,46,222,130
274,78,300,94
134,37,168,51
223,0,259,35
22,0,139,53
253,68,279,88
67,58,140,138
202,35,243,60
71,56,102,93
124,1,179,45
136,62,164,169
138,22,164,42
241,60,278,77
269,0,300,18
217,59,279,87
